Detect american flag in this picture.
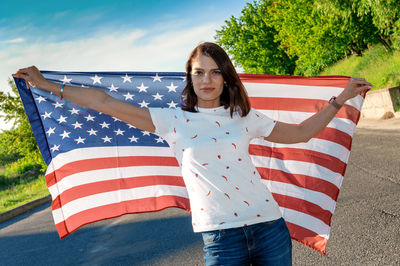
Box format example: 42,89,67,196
15,71,364,254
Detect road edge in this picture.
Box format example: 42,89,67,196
0,194,51,223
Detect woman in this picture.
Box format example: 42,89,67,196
14,42,372,265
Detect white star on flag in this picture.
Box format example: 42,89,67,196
102,136,112,143
100,121,110,128
139,100,149,108
114,129,125,135
112,117,121,122
167,82,178,92
129,135,139,142
152,73,162,82
46,127,55,136
53,102,64,108
36,96,47,103
84,114,96,121
69,108,80,115
121,74,132,83
123,92,134,100
90,75,103,84
75,136,86,144
155,136,164,143
60,131,71,139
57,115,67,124
141,131,150,136
59,75,72,84
137,83,148,92
152,92,164,100
87,129,98,135
72,121,83,129
50,144,60,152
108,84,119,92
167,101,178,108
41,112,52,120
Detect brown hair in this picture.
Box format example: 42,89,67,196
181,42,250,117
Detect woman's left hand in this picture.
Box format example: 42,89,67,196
337,78,373,104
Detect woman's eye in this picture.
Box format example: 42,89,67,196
213,70,221,75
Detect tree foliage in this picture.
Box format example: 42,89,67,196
0,79,45,175
215,1,296,75
215,0,400,76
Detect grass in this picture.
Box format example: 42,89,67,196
321,44,400,90
0,167,49,213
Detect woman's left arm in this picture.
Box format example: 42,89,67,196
265,78,373,144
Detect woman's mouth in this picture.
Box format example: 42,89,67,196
201,87,215,92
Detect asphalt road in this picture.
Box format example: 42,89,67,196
0,124,399,265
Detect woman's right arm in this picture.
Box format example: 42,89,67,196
14,66,156,133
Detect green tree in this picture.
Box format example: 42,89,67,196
215,0,296,75
0,79,45,175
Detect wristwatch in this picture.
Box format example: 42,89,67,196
329,96,342,110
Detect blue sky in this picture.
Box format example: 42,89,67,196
0,0,248,130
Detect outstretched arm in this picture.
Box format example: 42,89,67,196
265,78,372,144
14,66,156,133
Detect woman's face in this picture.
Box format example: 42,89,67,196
191,54,224,108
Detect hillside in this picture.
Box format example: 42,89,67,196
321,44,400,91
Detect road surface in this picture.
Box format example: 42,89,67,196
1,121,399,265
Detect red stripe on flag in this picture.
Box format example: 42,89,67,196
51,175,186,209
239,73,350,88
272,193,332,226
46,156,179,186
249,97,360,124
56,195,190,239
258,168,340,200
286,221,328,255
314,127,352,150
249,145,347,175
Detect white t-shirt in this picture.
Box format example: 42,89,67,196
149,106,282,232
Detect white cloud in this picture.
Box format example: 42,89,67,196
0,38,25,44
0,22,220,130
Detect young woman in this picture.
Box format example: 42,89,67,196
14,42,372,265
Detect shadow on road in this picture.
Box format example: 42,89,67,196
0,205,204,265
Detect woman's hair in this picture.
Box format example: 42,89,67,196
181,42,250,117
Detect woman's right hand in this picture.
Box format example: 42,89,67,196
13,66,48,89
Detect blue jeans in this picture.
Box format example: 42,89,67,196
201,217,292,266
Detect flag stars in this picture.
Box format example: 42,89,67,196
87,128,98,135
129,135,139,142
69,108,80,115
123,92,134,100
114,129,125,135
152,73,162,82
107,84,119,92
57,115,67,124
74,136,86,144
50,144,60,152
100,121,110,128
137,82,148,92
142,131,151,136
121,74,132,83
59,131,71,139
60,75,72,84
166,82,178,92
139,100,150,108
84,114,95,121
72,121,83,129
53,102,64,109
112,117,121,122
167,101,178,108
102,136,112,143
152,92,164,100
155,136,164,143
90,74,103,84
41,112,52,120
36,96,47,103
46,127,56,136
